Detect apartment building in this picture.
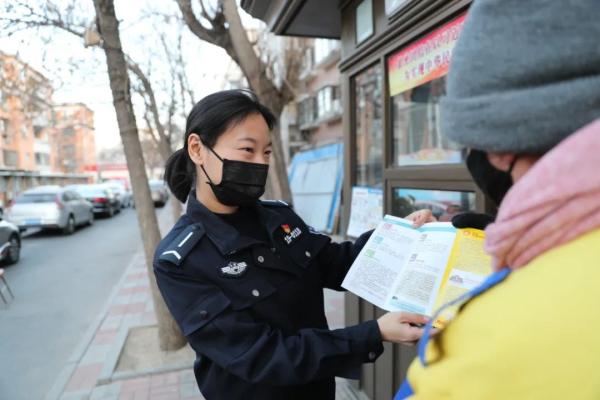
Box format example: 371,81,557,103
52,103,97,174
0,52,56,172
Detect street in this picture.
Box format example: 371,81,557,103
0,206,168,400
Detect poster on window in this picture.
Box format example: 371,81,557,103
347,186,384,238
388,14,466,97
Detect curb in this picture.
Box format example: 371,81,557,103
44,250,143,400
45,206,176,400
107,360,193,383
96,320,134,385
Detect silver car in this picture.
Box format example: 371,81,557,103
6,185,94,234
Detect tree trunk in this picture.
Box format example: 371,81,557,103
92,0,186,351
221,0,292,203
157,142,184,221
262,105,291,204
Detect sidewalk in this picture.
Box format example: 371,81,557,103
47,221,363,400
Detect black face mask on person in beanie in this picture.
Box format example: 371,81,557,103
466,149,517,208
200,144,269,207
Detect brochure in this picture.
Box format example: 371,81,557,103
342,214,493,326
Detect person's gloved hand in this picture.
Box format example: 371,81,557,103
451,212,495,230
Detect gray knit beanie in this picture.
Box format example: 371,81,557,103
441,0,600,153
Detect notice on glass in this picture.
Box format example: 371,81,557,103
346,186,383,238
342,215,492,326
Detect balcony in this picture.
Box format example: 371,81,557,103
297,88,342,131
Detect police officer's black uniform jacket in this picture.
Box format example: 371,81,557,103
154,192,383,400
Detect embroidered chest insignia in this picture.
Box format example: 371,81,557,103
281,224,302,244
221,261,248,278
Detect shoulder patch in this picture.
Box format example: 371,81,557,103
260,199,291,208
159,224,205,266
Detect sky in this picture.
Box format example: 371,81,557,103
0,0,260,151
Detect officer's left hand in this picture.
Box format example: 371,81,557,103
377,312,439,346
405,209,436,228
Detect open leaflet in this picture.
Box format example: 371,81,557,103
341,215,493,327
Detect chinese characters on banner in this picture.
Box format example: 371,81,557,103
388,14,466,96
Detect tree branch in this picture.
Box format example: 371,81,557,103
175,0,227,49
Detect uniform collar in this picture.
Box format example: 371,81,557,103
185,190,286,255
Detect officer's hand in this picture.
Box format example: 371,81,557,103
405,209,437,228
377,312,435,346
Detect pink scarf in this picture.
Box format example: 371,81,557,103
485,119,600,270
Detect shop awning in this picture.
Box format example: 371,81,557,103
241,0,341,39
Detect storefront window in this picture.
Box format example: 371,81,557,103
387,14,466,166
391,76,463,166
391,188,475,221
354,64,383,188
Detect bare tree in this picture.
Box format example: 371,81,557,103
128,25,197,221
175,0,308,203
1,0,187,350
91,0,186,350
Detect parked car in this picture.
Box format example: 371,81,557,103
69,184,121,218
149,180,169,207
102,181,132,208
0,208,21,265
5,185,94,234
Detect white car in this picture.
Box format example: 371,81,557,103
6,185,94,235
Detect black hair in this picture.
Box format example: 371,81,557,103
164,89,276,203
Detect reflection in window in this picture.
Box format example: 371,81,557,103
354,64,383,188
392,188,475,222
391,76,464,166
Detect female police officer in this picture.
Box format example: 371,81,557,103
154,89,434,400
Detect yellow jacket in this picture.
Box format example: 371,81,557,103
407,228,600,399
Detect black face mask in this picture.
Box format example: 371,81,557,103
466,150,516,207
200,145,269,207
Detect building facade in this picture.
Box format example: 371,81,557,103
0,52,56,172
296,38,343,147
53,103,97,174
242,0,486,398
0,52,93,205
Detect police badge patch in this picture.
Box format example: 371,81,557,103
220,261,248,278
281,224,302,245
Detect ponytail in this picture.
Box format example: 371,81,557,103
164,148,194,203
